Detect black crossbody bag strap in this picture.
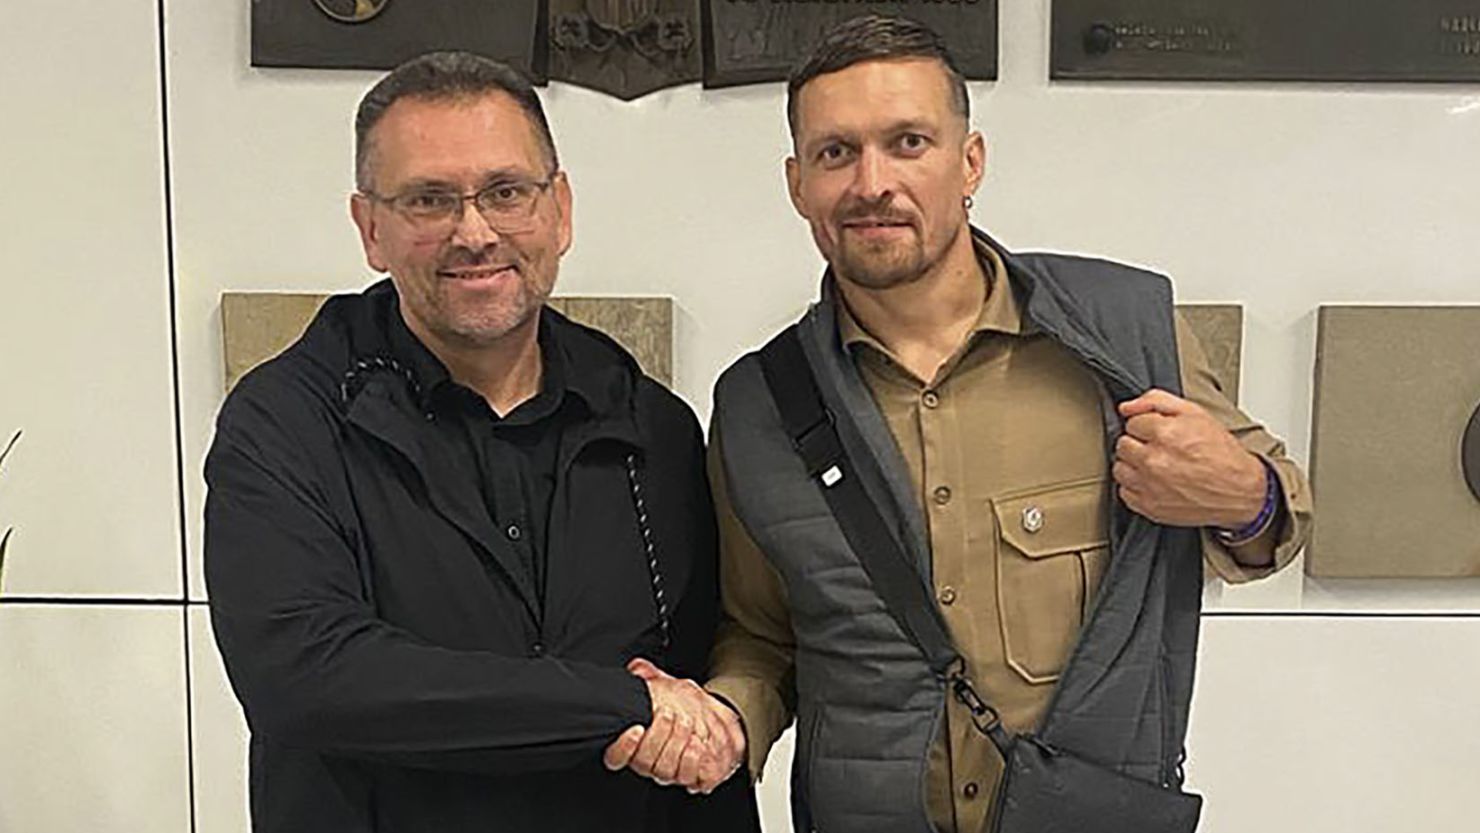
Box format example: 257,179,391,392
758,326,1012,755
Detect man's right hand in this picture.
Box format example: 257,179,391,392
602,658,746,794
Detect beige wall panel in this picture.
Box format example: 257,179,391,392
0,0,179,596
1307,306,1480,578
219,293,329,394
0,606,189,831
191,607,251,833
1177,304,1243,403
1188,616,1480,832
547,297,674,386
220,292,672,393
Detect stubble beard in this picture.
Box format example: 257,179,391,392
832,232,928,290
437,272,549,346
402,251,555,349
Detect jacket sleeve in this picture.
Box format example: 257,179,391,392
701,425,798,784
204,379,651,776
1173,312,1314,582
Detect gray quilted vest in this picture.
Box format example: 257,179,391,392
712,230,1203,833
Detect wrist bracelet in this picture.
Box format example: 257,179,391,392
1215,460,1279,546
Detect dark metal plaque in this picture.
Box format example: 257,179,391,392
549,0,702,99
1465,402,1480,502
252,0,542,78
1053,1,1480,82
703,1,997,88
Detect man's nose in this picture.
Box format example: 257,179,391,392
448,198,502,249
850,146,895,203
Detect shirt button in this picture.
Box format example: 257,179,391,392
922,390,940,409
531,642,545,657
1022,505,1044,533
939,587,957,606
506,524,523,541
933,486,953,506
963,781,980,799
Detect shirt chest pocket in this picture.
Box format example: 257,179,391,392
990,477,1111,685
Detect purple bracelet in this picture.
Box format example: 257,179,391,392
1215,460,1279,546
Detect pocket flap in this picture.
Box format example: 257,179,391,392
992,478,1111,558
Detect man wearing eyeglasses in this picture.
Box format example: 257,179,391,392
204,52,756,833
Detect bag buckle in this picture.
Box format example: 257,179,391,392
950,671,1002,737
793,409,845,488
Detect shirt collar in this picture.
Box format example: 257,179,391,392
387,303,585,420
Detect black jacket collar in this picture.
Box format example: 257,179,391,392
323,280,643,441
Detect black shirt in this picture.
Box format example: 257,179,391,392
389,309,590,608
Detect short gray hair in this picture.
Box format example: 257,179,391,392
354,51,557,190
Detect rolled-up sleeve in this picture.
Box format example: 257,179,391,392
1174,312,1314,583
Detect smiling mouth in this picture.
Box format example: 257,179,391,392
438,265,518,280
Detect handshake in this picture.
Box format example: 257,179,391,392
603,658,747,795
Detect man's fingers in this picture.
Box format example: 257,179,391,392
1114,433,1150,464
652,714,696,783
676,737,707,790
1122,413,1167,444
630,708,676,777
627,657,665,681
1119,388,1191,418
1111,460,1141,490
1117,392,1160,418
603,725,644,771
1118,485,1156,520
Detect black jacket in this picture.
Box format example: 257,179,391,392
205,281,757,832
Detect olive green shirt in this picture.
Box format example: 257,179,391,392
706,243,1314,833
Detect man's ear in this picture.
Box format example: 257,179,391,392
350,193,389,273
963,130,987,199
785,156,808,220
552,170,574,257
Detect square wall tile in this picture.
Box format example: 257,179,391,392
0,605,189,831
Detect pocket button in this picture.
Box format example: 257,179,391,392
1021,505,1045,533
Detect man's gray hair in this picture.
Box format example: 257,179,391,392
354,51,558,190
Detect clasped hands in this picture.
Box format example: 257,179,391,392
603,658,747,794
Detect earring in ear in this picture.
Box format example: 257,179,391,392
964,196,975,210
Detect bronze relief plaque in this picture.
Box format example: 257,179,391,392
312,0,391,24
548,0,702,99
1307,307,1480,578
252,0,541,76
1053,1,1480,82
703,1,998,88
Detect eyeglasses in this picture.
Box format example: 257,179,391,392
364,173,557,235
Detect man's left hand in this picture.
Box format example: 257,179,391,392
1113,389,1267,529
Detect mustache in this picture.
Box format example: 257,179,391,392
834,199,916,226
438,245,518,272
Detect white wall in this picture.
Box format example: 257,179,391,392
3,0,1480,830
